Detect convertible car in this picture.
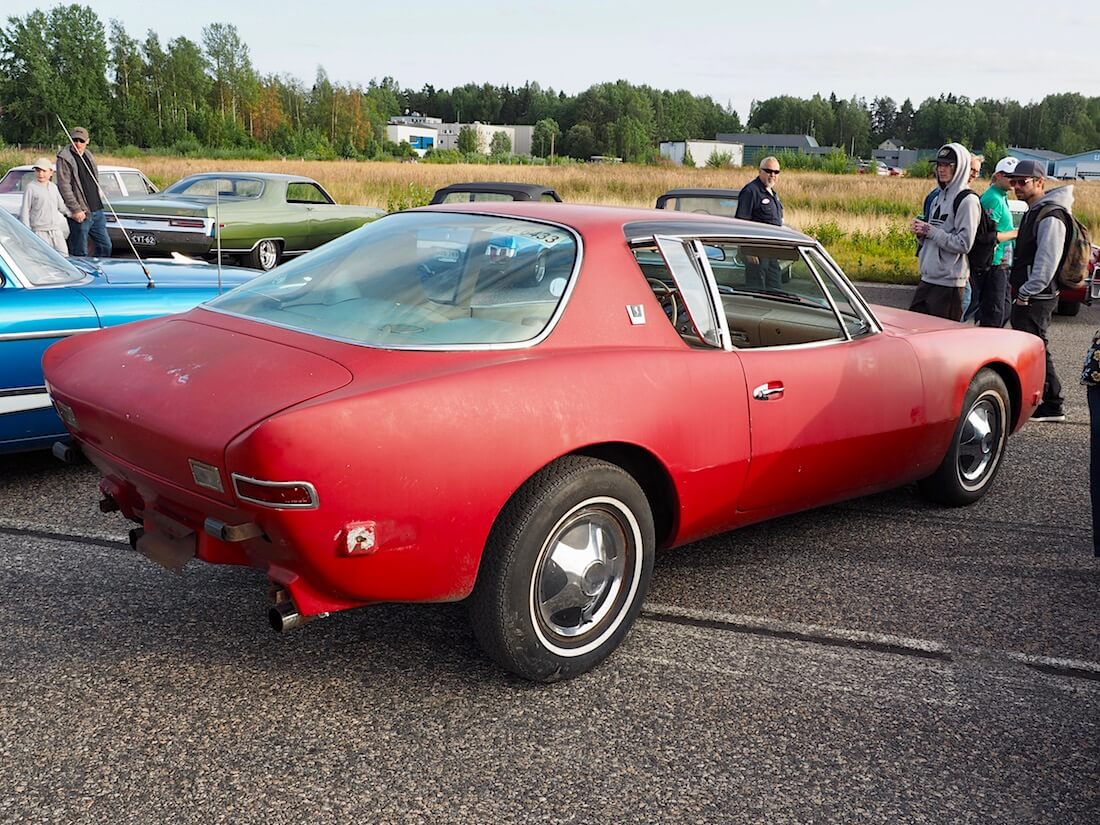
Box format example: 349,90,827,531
0,209,254,454
106,172,383,271
429,181,562,204
43,203,1046,682
656,187,740,218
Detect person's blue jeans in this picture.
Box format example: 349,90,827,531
67,209,112,257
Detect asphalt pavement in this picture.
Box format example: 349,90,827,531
0,284,1096,824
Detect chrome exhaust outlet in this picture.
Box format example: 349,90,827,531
268,600,305,632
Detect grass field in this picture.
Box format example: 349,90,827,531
9,148,1099,283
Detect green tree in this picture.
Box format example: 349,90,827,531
457,124,480,154
532,117,560,158
489,130,511,157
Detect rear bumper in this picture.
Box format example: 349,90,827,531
108,226,214,257
82,440,388,616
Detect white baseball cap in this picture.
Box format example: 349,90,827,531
993,157,1019,175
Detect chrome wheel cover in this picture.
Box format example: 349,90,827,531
258,240,279,270
532,252,547,284
957,391,1005,489
529,496,642,657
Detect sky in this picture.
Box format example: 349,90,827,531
6,0,1099,123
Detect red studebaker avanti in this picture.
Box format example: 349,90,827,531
42,202,1046,682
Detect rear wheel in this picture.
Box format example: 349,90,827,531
469,457,654,682
249,239,282,271
917,369,1009,506
530,250,549,286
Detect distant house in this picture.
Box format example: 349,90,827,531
872,141,935,170
713,133,827,166
1007,147,1066,177
1051,150,1100,180
660,140,744,168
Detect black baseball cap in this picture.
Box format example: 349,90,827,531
934,146,958,165
1010,159,1046,178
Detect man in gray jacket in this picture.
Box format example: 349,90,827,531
1009,159,1073,422
909,143,980,321
55,127,112,257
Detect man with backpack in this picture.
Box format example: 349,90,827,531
971,156,1021,327
910,143,981,321
1009,159,1082,422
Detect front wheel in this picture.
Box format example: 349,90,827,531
917,369,1009,506
248,239,282,271
469,457,654,682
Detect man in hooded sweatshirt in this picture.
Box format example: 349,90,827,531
1008,159,1073,422
909,143,980,321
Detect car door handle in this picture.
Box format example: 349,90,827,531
752,381,785,401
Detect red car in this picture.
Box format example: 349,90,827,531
43,203,1046,682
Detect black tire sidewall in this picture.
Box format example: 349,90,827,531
471,458,655,682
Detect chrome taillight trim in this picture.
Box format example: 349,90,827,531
231,473,319,509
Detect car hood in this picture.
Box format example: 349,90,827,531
74,257,254,288
44,316,354,499
0,193,21,216
112,196,217,217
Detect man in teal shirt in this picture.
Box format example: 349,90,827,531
972,156,1020,327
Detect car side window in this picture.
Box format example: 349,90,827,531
119,172,149,196
802,247,874,338
98,174,122,197
540,194,559,202
286,182,332,204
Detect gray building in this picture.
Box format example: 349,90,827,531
1007,147,1066,176
714,133,825,166
872,140,935,170
1051,149,1100,180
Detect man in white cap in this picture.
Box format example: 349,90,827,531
18,157,71,255
971,156,1021,327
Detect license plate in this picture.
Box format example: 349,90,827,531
131,233,156,245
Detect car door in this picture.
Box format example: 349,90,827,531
0,269,100,449
285,181,336,249
655,235,925,516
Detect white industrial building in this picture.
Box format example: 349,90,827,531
385,123,438,157
660,140,744,167
435,122,516,154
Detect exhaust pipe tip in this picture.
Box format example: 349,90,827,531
268,600,302,633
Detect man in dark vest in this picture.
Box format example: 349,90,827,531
735,156,784,290
1008,159,1075,423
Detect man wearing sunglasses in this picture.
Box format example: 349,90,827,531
1007,159,1074,422
55,126,112,258
735,157,784,290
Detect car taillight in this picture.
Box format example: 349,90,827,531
232,474,318,509
169,218,206,228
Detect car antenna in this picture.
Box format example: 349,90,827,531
215,188,222,294
57,115,155,288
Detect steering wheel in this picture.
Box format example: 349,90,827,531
646,277,679,325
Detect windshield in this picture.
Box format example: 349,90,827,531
165,176,265,198
206,211,578,348
0,209,85,286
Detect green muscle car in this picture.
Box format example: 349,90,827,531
106,172,384,270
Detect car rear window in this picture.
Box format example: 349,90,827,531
205,212,578,349
165,176,264,198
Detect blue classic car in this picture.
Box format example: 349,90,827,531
0,209,254,454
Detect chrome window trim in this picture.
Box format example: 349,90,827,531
0,328,96,342
200,212,584,353
231,473,320,510
111,215,216,236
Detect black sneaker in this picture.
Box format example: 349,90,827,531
1031,403,1066,423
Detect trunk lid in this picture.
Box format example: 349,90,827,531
51,315,353,501
113,197,214,218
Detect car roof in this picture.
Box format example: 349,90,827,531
416,201,812,244
173,172,311,183
657,188,742,200
5,164,143,174
430,181,560,201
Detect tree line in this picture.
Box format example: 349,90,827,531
2,6,1097,163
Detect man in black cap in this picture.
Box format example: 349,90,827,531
1008,159,1074,422
55,126,112,257
909,143,980,321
